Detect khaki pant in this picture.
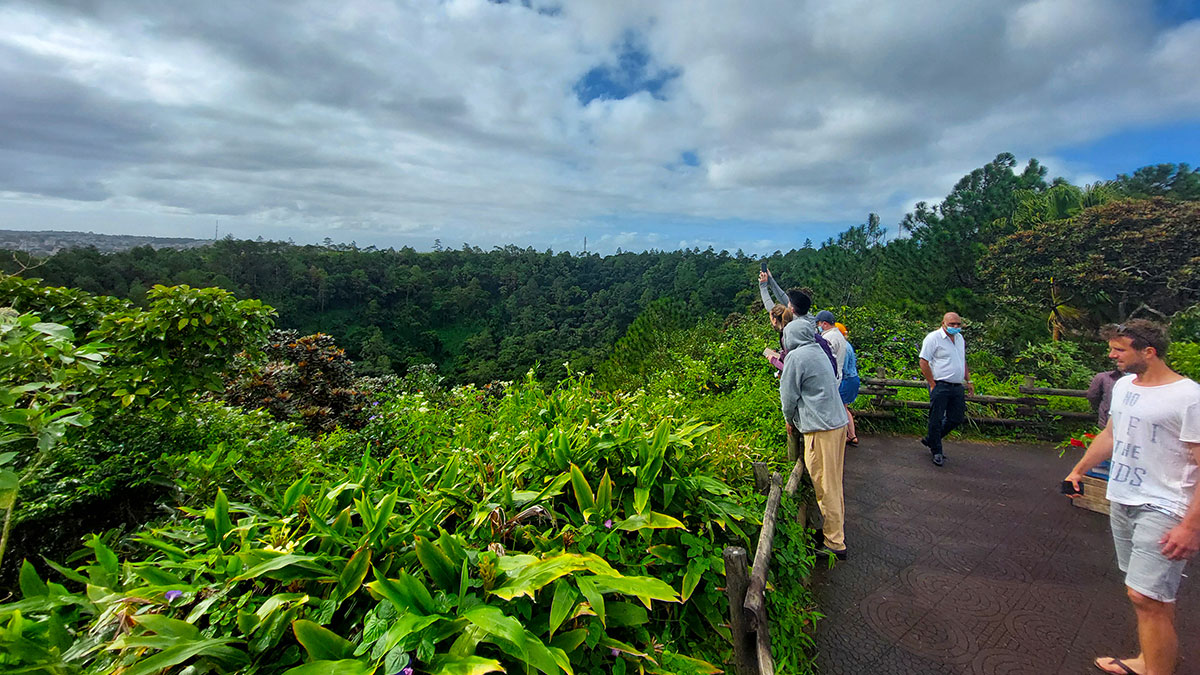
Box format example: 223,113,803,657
805,426,847,551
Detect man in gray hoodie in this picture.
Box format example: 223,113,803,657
781,292,851,558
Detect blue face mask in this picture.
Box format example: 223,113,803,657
945,326,962,335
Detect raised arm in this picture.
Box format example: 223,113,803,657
758,271,788,312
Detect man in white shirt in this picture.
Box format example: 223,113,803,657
1065,319,1200,675
918,312,974,467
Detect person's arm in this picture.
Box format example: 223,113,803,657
768,274,787,305
964,361,974,395
1160,440,1200,561
758,272,774,311
1064,418,1115,492
919,358,935,391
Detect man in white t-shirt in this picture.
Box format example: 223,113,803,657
918,312,974,467
1066,319,1200,675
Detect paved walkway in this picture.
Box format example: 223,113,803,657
811,436,1199,675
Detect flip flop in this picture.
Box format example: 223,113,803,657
846,435,859,446
1093,657,1142,675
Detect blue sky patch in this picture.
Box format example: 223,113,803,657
1056,120,1200,180
1154,0,1200,24
680,151,700,167
574,35,680,104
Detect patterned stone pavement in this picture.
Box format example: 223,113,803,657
810,436,1200,675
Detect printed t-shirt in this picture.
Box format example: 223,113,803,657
1106,375,1200,519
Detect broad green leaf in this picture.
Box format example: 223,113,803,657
384,647,410,675
633,487,650,515
606,602,648,627
599,636,648,659
232,553,332,582
549,629,586,653
586,574,680,608
375,612,441,656
19,560,47,599
429,655,506,675
548,579,577,637
575,576,604,626
31,322,72,340
281,659,377,675
681,559,703,602
41,557,88,585
491,553,607,601
293,620,355,661
132,565,184,587
462,605,527,657
568,463,594,517
134,614,201,640
213,488,233,546
335,548,372,605
595,470,613,517
665,654,723,674
437,529,468,570
367,490,398,546
614,512,685,532
283,474,312,513
122,638,247,675
255,593,309,622
415,536,459,592
368,569,436,615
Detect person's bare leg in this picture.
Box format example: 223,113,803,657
1130,587,1176,675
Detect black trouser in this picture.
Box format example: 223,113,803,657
926,381,965,454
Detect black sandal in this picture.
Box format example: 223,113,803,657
846,435,858,446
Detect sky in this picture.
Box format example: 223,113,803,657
1,0,1199,255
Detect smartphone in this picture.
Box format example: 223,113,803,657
1060,480,1083,496
760,261,768,273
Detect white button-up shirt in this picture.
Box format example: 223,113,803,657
919,328,966,383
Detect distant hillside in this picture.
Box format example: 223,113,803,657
0,229,210,257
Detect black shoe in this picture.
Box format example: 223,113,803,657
920,437,932,450
817,545,848,561
932,453,945,467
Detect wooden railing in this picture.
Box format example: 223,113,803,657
853,368,1094,429
723,457,816,675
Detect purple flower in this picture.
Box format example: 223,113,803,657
611,648,620,656
164,590,183,602
399,668,413,675
369,415,378,420
604,519,613,529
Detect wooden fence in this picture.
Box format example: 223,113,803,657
723,456,817,675
854,368,1094,429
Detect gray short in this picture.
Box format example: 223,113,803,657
1110,503,1189,603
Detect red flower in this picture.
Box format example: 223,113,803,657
1083,433,1096,439
1069,438,1085,447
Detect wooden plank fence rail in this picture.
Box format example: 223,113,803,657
853,367,1095,430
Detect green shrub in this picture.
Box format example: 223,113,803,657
1170,342,1200,380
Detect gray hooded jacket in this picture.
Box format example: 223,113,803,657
780,316,850,433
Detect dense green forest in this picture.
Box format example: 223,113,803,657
7,157,1197,385
1,155,1199,675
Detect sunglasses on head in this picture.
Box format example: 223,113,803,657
1113,323,1152,346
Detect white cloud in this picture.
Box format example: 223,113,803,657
0,0,1197,254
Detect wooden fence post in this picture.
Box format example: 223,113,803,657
753,462,770,495
723,546,757,675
